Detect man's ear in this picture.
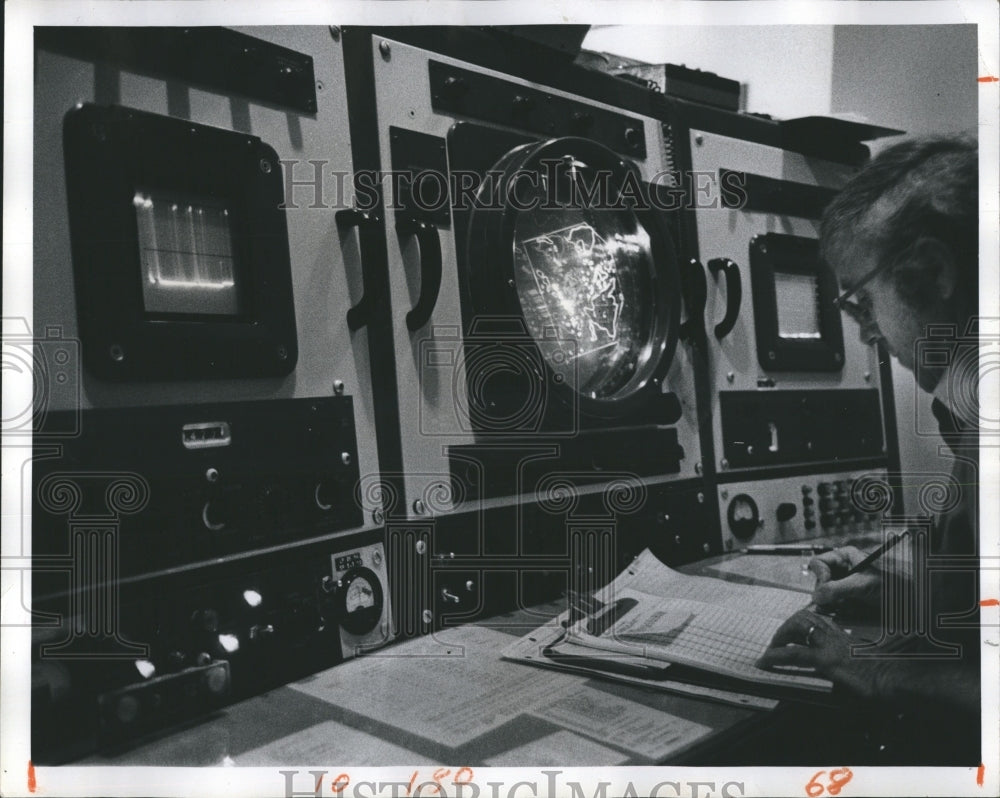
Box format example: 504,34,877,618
913,236,958,301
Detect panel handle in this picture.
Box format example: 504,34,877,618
397,217,442,332
679,257,708,342
708,257,742,340
336,208,381,332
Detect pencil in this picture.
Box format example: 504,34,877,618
843,530,908,576
742,544,833,555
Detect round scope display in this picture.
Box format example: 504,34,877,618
512,205,655,400
467,137,681,419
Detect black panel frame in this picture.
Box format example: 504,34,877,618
430,60,647,159
719,389,885,469
389,126,452,226
454,126,684,426
64,104,297,380
721,169,837,220
749,233,845,372
37,27,317,114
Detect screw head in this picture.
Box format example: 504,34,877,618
768,351,776,360
328,25,341,40
415,539,427,555
379,40,391,58
205,468,219,483
695,462,703,475
333,379,345,395
863,371,872,382
372,549,383,566
276,345,288,360
697,492,705,504
726,372,735,383
372,508,385,525
413,499,426,515
109,344,125,362
720,458,729,470
341,451,352,466
694,134,704,146
259,158,272,174
421,609,433,625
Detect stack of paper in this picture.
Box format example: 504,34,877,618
503,549,833,702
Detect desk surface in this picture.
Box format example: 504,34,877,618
80,548,860,767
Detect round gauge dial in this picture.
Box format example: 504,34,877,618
336,567,384,636
727,494,761,540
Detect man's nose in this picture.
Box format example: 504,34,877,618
859,320,881,346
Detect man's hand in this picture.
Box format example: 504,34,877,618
756,608,887,699
809,546,885,611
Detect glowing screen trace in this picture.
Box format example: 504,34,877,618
134,188,243,316
513,209,656,400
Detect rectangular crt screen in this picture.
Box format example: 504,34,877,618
134,189,243,316
774,271,821,340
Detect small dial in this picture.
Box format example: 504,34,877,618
345,578,375,614
336,567,384,636
727,494,760,540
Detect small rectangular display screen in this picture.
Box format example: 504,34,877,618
134,188,243,316
774,271,821,340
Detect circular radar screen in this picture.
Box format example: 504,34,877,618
512,204,655,400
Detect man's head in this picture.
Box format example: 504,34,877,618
820,135,978,392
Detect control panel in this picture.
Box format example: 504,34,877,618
32,534,393,762
32,398,363,590
718,469,888,551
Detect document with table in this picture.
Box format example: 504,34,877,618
504,549,834,700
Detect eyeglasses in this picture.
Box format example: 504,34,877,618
832,258,895,323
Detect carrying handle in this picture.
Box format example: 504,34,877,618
678,257,708,342
336,208,381,331
708,257,742,340
397,217,442,332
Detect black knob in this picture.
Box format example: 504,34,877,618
163,650,187,672
776,502,797,523
571,111,593,131
443,76,468,97
512,94,534,113
315,480,337,511
191,609,219,633
201,499,229,531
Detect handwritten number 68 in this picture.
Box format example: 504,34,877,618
806,768,853,797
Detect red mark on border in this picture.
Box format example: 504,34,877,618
978,763,985,786
979,76,999,83
980,599,999,607
27,761,36,793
